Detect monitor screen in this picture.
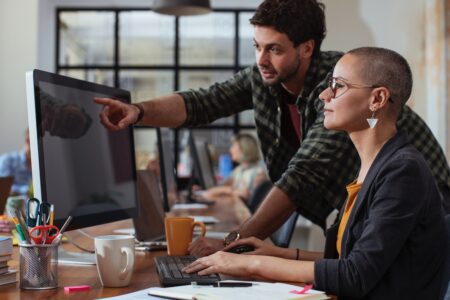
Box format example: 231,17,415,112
190,131,217,189
156,127,178,211
26,69,138,231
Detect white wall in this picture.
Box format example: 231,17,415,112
1,0,447,155
0,0,38,153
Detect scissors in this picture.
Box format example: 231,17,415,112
29,225,60,244
26,198,52,227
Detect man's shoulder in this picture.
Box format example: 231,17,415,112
318,50,344,67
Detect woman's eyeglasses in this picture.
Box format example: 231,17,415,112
328,77,393,102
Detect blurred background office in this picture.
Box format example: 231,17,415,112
1,0,448,250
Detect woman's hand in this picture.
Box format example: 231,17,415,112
223,237,285,257
182,251,253,277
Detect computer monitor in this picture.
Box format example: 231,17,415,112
156,127,178,212
26,69,138,264
189,131,217,189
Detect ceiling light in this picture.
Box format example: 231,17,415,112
153,0,211,16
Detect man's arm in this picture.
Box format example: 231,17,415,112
138,94,187,127
95,94,186,130
239,186,296,239
188,186,297,256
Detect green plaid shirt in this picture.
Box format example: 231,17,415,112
179,51,450,228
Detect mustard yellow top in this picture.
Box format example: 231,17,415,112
336,181,362,257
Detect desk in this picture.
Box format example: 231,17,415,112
1,196,252,299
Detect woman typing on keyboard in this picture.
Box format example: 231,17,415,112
184,47,447,300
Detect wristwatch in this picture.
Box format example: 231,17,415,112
223,230,240,246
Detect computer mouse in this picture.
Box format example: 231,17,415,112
226,244,255,254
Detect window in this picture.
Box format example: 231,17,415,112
57,8,256,173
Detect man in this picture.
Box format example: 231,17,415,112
0,129,32,196
95,0,450,256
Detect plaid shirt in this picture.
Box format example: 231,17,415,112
180,51,450,228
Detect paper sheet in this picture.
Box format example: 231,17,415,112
99,281,328,300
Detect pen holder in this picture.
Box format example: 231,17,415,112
19,243,58,290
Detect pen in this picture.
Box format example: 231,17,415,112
135,246,150,251
213,281,252,287
51,216,72,245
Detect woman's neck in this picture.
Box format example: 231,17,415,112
349,125,397,184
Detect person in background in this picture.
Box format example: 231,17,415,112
0,129,32,196
203,133,267,202
184,47,447,300
95,0,450,257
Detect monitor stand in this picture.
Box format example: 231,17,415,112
56,247,96,265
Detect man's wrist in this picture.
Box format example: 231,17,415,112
223,230,240,246
132,103,145,124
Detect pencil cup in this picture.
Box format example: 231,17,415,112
19,243,58,290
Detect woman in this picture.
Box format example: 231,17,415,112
184,47,447,299
204,133,267,202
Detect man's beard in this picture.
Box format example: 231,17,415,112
260,57,301,87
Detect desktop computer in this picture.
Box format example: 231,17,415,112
26,69,139,264
189,131,217,190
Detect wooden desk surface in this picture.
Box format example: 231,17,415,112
1,196,251,300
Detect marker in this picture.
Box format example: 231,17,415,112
14,224,26,243
64,285,91,294
49,204,54,226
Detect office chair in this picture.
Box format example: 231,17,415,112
247,180,272,213
247,180,299,248
442,214,450,300
270,211,299,248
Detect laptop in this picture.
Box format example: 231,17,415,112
0,177,14,214
132,169,167,249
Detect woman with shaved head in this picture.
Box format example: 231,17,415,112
184,47,447,300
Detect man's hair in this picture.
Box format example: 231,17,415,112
347,47,413,110
232,133,261,164
249,0,326,56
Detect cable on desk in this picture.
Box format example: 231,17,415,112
64,232,95,254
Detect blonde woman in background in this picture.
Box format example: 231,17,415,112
204,133,267,202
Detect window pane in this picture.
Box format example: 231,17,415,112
180,13,234,65
58,69,114,86
133,128,158,170
179,70,234,125
119,70,174,102
239,12,255,66
59,12,115,65
119,11,175,65
239,110,255,126
179,70,233,90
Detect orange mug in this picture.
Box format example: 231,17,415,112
164,217,206,256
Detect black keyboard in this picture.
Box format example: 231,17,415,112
154,255,221,287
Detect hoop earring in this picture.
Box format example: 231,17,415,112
366,109,378,129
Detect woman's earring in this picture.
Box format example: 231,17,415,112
367,108,378,129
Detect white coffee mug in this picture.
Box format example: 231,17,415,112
94,235,135,287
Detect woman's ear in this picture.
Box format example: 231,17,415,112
369,87,390,111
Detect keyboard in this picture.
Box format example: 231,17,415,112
154,255,221,287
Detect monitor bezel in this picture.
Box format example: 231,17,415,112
156,127,172,212
26,69,138,230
